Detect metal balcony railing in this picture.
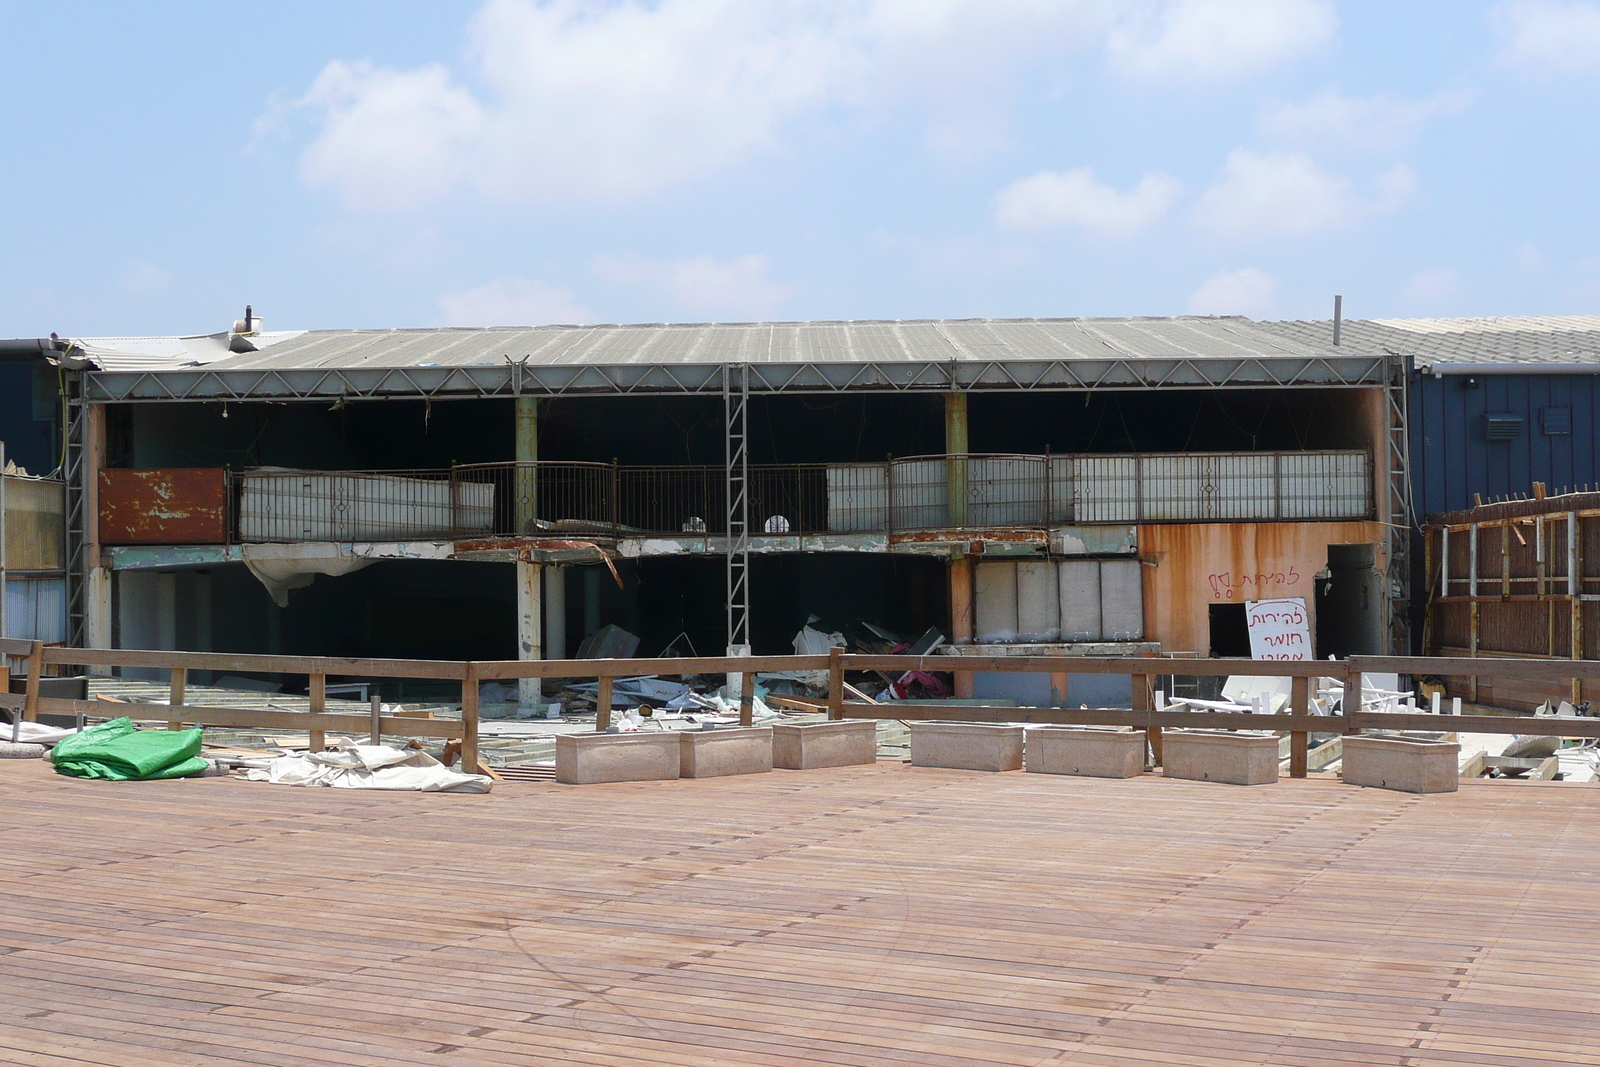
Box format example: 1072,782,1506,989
225,450,1373,544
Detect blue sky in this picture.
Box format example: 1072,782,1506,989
2,0,1599,337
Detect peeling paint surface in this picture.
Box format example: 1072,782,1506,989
107,540,457,570
99,469,227,545
618,533,893,557
1140,521,1385,656
1051,525,1138,556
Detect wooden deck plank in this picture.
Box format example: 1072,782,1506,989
2,761,1598,1065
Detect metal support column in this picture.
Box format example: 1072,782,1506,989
62,370,89,648
724,364,750,652
0,441,7,639
1385,354,1414,655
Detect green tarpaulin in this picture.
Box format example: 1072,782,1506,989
50,717,209,781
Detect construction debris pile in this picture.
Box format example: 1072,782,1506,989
480,620,950,727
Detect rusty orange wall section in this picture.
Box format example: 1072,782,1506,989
1140,521,1386,655
99,469,227,545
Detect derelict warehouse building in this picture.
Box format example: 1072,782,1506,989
3,314,1410,706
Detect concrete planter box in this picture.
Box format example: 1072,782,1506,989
1162,731,1279,786
1026,727,1145,779
556,732,680,785
1342,735,1460,794
772,720,877,770
679,726,773,779
910,722,1024,772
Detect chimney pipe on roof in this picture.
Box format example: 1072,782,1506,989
1332,295,1342,346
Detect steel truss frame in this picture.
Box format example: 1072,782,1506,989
84,355,1391,403
62,370,88,647
1385,353,1415,655
724,364,750,651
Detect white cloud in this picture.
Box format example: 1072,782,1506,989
439,278,593,325
594,253,794,317
1516,243,1545,270
119,259,171,297
1186,267,1278,316
1402,268,1460,303
1495,0,1600,71
300,61,485,212
1191,149,1415,238
1107,0,1337,81
994,167,1184,237
1258,89,1470,149
293,0,1107,211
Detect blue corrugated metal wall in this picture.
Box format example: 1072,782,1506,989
1411,371,1600,518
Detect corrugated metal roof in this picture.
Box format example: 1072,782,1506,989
1254,315,1600,367
67,317,1334,375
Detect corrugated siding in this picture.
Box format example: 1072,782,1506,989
4,577,66,644
1413,372,1600,517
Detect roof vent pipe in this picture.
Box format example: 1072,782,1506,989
1332,294,1342,347
232,304,260,336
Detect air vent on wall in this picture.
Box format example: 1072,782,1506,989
1541,406,1572,436
1484,414,1524,441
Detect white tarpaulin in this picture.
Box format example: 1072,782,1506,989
242,742,491,793
241,543,376,607
3,720,81,745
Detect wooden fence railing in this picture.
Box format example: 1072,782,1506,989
8,645,1600,780
14,646,484,769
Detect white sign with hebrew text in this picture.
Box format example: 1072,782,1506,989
1246,597,1311,661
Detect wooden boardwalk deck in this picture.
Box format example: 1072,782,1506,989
2,759,1597,1066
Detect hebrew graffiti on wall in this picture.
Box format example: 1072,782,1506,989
1207,566,1301,600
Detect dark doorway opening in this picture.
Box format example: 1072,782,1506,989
1315,543,1384,659
1208,603,1250,657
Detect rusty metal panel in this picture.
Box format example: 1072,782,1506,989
99,469,226,545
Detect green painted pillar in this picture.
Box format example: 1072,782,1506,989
945,391,968,527
515,397,539,533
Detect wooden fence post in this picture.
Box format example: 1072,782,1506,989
596,674,613,732
1133,669,1159,767
460,665,479,772
1289,674,1309,778
369,692,382,746
22,640,43,723
739,671,755,727
827,647,844,721
1342,662,1362,735
167,666,186,731
309,672,326,752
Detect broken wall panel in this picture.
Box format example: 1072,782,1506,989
1057,560,1101,641
1099,559,1145,640
99,468,227,545
237,470,493,543
974,563,1020,643
1014,561,1060,642
974,559,1143,644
